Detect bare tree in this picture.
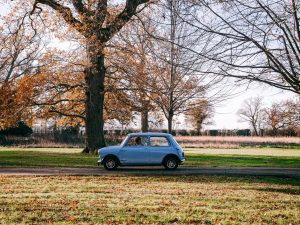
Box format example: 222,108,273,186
147,0,209,133
237,97,264,136
108,18,157,132
179,0,300,94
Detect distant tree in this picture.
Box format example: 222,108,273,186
237,97,264,136
262,99,300,135
185,100,213,135
263,103,287,135
281,99,300,132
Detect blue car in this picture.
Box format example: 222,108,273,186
97,133,185,170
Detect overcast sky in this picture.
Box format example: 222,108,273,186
210,84,297,130
1,1,298,131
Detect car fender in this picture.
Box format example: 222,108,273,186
102,154,121,164
162,154,180,164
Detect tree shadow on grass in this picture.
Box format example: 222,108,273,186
116,168,300,186
254,187,300,195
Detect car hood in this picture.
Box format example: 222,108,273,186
98,146,122,154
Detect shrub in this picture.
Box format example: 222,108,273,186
177,129,189,136
0,121,33,136
0,134,8,145
208,130,219,136
189,130,199,136
236,129,251,136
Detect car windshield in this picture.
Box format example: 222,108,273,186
120,137,128,146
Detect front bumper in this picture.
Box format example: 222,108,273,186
179,158,185,165
97,158,103,166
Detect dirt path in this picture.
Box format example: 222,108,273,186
0,166,300,177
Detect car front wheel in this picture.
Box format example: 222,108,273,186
163,157,179,170
103,157,118,170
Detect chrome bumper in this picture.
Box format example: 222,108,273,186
97,158,103,166
179,158,185,164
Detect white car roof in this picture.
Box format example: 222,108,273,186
127,132,173,137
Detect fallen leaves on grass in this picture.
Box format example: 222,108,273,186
0,175,299,224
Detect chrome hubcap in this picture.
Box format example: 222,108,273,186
106,160,115,168
167,160,176,168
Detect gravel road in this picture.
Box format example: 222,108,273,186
0,166,300,177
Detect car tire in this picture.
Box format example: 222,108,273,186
103,157,119,170
163,157,179,170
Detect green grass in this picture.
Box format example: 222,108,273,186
0,149,95,167
0,148,300,168
0,175,299,224
185,147,300,157
254,143,300,149
185,154,300,168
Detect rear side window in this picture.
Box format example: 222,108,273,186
126,136,148,147
150,137,170,147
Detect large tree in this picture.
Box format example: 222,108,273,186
11,0,151,153
30,48,135,133
138,0,230,133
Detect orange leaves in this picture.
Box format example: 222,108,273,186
0,76,36,129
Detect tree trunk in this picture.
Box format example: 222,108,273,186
252,122,259,136
82,45,106,154
141,110,149,132
167,114,173,134
196,123,202,136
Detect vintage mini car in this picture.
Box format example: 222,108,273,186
97,133,185,170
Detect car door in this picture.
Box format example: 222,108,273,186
119,136,150,165
148,136,173,164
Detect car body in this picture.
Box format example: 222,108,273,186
97,133,185,170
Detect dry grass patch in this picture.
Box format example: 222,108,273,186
0,175,299,224
185,148,300,157
176,136,300,148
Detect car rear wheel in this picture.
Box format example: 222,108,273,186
103,157,118,170
163,157,178,170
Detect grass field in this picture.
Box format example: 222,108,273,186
1,146,299,224
0,148,300,168
0,175,299,224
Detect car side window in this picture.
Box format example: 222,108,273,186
126,136,148,147
150,137,170,147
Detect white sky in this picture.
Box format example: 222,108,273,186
209,85,297,130
1,2,298,131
